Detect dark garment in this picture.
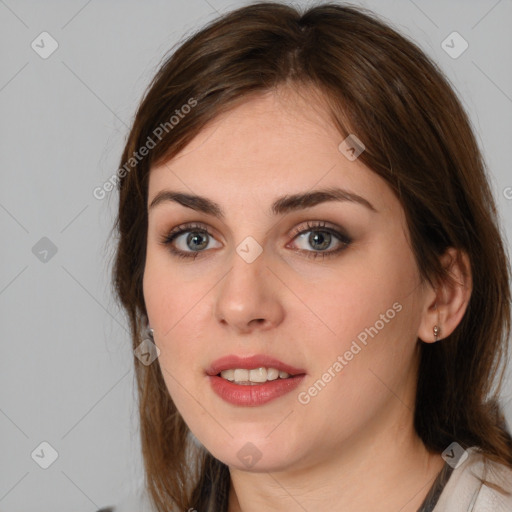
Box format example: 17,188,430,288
417,461,454,512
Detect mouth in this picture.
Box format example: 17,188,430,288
216,367,296,384
206,354,306,406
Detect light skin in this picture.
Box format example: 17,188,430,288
142,86,472,511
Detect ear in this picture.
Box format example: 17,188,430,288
417,247,472,343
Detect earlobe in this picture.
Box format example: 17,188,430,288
417,248,472,344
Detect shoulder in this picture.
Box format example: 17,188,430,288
434,446,512,512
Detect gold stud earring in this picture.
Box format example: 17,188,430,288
433,325,440,342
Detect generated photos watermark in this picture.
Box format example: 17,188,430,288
297,301,403,405
93,97,198,200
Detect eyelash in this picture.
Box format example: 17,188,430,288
159,220,352,261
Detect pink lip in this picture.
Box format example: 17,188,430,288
206,354,306,407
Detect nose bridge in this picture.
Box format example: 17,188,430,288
214,240,284,332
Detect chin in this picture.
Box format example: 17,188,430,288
195,429,302,472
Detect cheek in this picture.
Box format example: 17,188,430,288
143,248,210,334
310,241,421,347
143,252,208,387
144,272,213,426
297,237,424,419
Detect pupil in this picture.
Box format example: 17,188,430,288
310,231,331,250
188,232,208,250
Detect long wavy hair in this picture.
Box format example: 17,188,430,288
110,2,512,510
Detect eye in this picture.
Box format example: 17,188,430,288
160,220,352,260
287,220,352,259
160,222,221,260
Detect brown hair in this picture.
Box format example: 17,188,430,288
110,2,512,510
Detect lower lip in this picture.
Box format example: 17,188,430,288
208,374,305,406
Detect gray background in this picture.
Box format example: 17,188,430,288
1,0,511,510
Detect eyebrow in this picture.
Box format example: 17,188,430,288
148,186,377,217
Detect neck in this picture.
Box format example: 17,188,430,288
227,413,444,512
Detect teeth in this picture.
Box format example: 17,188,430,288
249,367,267,383
267,368,279,380
221,369,235,381
220,367,292,383
233,369,249,382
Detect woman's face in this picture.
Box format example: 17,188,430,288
143,89,432,472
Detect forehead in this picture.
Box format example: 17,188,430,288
147,89,392,214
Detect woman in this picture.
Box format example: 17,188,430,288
108,2,512,511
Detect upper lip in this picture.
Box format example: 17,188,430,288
206,354,306,376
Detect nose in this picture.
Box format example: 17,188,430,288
213,247,285,335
